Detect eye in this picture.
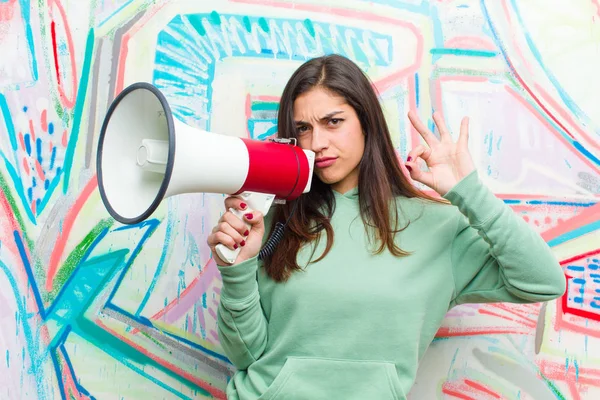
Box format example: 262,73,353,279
296,125,309,134
328,118,343,126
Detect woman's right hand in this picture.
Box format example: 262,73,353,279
207,196,266,266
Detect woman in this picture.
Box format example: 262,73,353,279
207,54,566,400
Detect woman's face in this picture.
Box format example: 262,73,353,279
293,87,365,194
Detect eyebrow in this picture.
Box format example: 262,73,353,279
295,110,344,125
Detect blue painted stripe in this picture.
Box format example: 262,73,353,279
548,220,600,247
430,48,499,57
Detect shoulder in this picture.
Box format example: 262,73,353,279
395,195,456,217
394,195,461,232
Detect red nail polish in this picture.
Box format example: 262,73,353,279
407,156,412,162
406,165,412,172
240,240,246,247
240,202,247,209
233,244,238,249
244,230,249,236
245,213,253,220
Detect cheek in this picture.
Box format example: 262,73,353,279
348,133,365,161
357,140,365,159
344,123,364,152
298,135,310,149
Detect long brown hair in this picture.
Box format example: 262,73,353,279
264,54,443,282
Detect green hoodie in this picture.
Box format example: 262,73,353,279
217,171,566,400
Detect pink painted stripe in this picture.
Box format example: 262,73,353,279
255,95,280,102
46,176,98,291
35,160,45,181
96,319,227,398
231,0,424,97
504,85,600,174
22,157,30,175
464,379,501,399
29,119,36,142
115,3,168,94
499,0,600,158
541,203,600,242
445,36,496,51
41,109,48,132
130,258,217,334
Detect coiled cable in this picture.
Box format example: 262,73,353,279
258,198,300,261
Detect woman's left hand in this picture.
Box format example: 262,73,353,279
405,111,476,196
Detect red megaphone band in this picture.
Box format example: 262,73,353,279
235,139,311,200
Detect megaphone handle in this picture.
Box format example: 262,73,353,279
215,207,251,264
215,192,276,265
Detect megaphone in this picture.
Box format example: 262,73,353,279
96,82,315,264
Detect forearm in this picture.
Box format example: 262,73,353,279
217,257,268,369
445,171,566,302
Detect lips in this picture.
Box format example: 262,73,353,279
315,157,337,168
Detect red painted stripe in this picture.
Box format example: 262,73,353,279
237,139,310,200
464,379,501,398
51,20,61,85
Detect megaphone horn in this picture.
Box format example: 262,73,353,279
96,82,315,264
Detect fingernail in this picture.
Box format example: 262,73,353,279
233,244,238,249
407,156,412,162
406,165,412,172
244,230,249,236
245,213,253,220
240,202,247,209
240,240,246,247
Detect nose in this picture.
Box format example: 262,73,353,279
311,127,329,153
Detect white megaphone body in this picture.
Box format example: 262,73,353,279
96,82,315,264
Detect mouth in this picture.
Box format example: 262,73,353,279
315,157,337,168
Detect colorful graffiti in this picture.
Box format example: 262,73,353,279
0,0,598,398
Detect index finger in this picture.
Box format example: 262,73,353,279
224,195,249,211
408,111,438,147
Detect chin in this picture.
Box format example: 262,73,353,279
316,172,341,186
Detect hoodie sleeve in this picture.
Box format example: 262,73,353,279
217,256,268,370
443,170,566,307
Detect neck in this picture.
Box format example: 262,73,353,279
331,171,359,194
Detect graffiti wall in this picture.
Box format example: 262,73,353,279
0,0,598,398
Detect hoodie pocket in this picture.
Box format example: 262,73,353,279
258,357,406,400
